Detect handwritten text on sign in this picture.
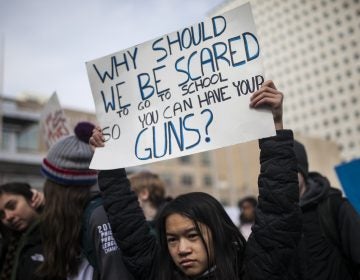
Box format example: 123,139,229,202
40,92,71,149
86,4,275,169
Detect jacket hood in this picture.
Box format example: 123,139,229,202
300,172,331,209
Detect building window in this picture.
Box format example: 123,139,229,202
181,174,193,187
179,155,192,164
17,124,39,152
162,173,173,187
1,130,14,151
201,152,211,166
203,175,213,187
1,122,39,153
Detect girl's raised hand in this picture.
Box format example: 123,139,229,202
250,80,283,130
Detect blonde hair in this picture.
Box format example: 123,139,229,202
129,171,165,208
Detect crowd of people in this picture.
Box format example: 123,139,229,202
0,80,359,280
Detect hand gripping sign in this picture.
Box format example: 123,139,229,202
86,3,275,169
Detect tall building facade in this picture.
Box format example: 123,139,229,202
210,0,360,161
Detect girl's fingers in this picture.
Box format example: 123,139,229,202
252,97,278,108
250,86,280,101
250,92,282,108
262,80,277,90
89,132,105,148
90,126,106,148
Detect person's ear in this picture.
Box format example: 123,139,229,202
30,189,45,209
138,189,149,202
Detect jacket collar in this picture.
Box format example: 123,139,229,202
194,266,216,280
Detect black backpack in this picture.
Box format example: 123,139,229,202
81,195,103,277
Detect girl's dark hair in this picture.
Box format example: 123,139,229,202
0,182,33,201
37,180,92,279
156,192,246,280
238,196,257,209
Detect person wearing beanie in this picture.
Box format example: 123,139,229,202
290,140,360,280
38,122,134,280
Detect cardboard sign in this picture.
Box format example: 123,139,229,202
86,3,275,169
40,92,71,149
335,159,360,214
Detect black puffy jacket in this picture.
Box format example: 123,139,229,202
290,172,360,280
98,130,301,280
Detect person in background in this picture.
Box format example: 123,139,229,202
290,140,360,280
129,171,168,225
237,196,257,241
90,80,302,280
37,122,133,280
0,183,44,280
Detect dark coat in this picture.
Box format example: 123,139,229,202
11,221,43,280
98,130,301,280
291,172,360,280
82,194,135,280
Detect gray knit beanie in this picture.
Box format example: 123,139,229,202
41,122,97,186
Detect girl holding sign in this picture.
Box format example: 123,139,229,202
90,80,301,280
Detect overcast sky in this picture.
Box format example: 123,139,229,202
0,0,224,112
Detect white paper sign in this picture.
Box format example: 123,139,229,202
86,3,275,169
40,92,71,149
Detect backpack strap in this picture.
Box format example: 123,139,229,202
81,194,103,273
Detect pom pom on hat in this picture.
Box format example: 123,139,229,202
74,122,95,143
41,121,97,186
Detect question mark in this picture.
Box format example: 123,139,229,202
201,109,213,143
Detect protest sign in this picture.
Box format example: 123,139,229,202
335,159,360,214
40,92,71,149
86,3,275,169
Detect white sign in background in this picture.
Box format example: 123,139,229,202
40,92,71,149
86,3,275,169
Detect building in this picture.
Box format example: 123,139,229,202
0,95,96,189
209,0,360,161
0,96,44,188
0,34,4,96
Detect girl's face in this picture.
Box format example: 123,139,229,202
165,213,213,277
0,193,38,232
